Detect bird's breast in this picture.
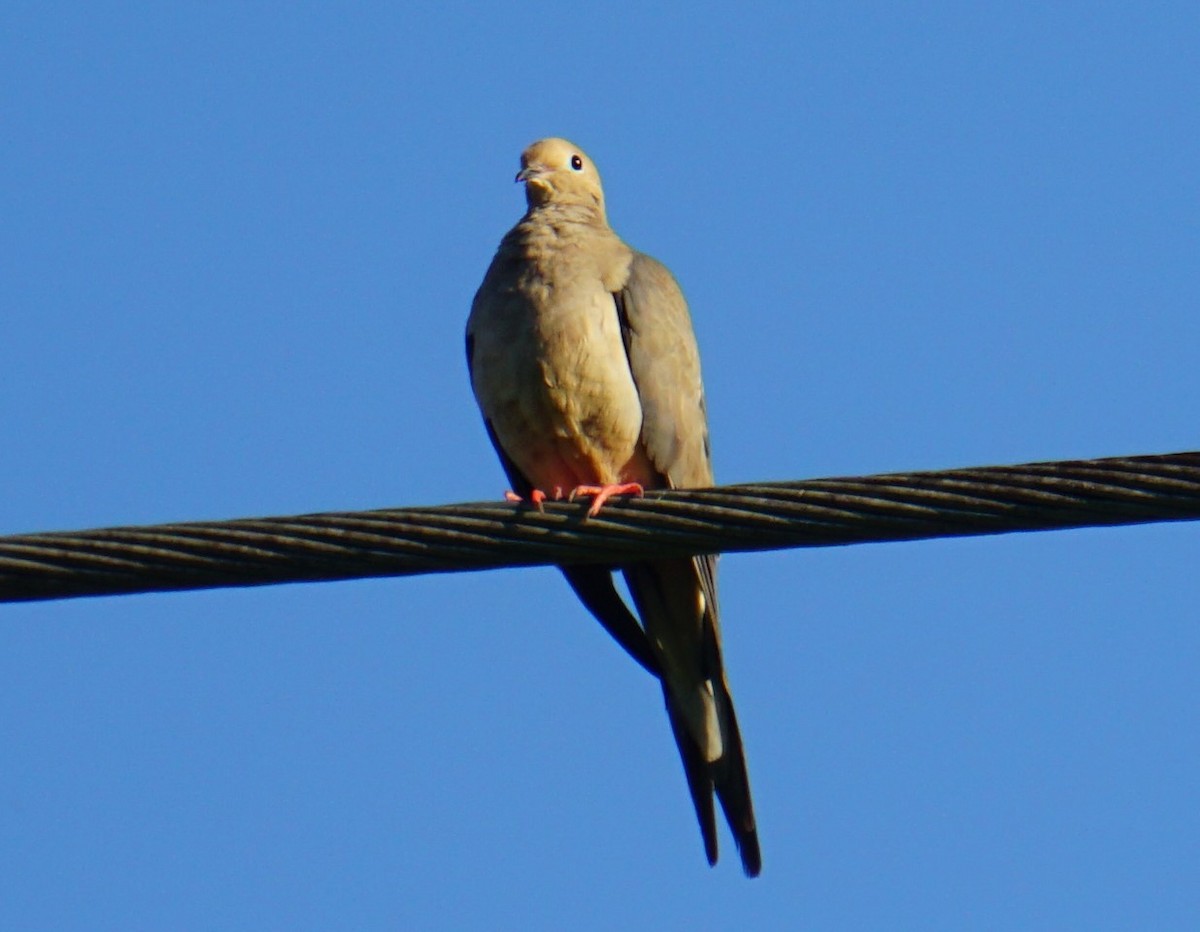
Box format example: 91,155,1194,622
470,271,644,492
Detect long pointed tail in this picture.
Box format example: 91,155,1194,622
662,678,760,876
709,675,760,876
621,557,762,875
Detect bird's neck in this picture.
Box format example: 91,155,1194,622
523,199,609,230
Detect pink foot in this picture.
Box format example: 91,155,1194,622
504,487,565,511
568,482,645,517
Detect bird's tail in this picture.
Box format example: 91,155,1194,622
708,672,760,877
662,671,760,877
626,558,761,877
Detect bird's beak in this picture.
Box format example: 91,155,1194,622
515,164,544,184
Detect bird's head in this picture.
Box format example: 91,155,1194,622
515,138,605,214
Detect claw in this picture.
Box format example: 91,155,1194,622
504,487,565,512
568,482,645,517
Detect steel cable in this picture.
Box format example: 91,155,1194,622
2,451,1198,604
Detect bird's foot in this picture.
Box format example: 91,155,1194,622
504,487,565,511
568,482,645,517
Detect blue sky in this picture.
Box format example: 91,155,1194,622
2,3,1199,928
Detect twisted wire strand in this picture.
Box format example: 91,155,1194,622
2,451,1198,604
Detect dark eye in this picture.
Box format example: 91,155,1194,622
570,155,583,171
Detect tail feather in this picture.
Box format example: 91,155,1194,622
663,684,718,866
596,557,761,875
663,678,761,876
710,677,761,877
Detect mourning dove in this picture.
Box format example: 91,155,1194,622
466,138,760,876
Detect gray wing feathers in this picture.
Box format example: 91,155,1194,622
616,255,761,876
616,253,713,489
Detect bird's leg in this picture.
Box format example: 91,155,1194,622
504,487,565,511
568,482,645,517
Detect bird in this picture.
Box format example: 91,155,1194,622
465,138,760,876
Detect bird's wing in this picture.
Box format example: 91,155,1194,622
614,252,761,876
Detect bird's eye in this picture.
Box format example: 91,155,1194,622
570,155,583,171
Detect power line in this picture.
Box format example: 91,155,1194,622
2,451,1198,605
